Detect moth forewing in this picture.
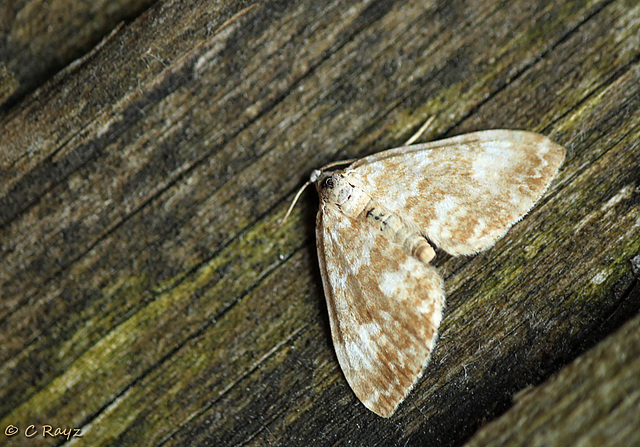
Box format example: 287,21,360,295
346,130,566,255
315,203,444,417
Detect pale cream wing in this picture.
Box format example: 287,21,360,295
316,204,444,417
345,130,565,255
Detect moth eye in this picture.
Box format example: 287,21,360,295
322,177,335,190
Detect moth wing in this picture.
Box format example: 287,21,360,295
316,204,444,417
346,130,565,255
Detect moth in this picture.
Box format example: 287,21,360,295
290,129,565,417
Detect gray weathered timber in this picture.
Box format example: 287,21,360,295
1,0,639,446
465,310,640,447
0,0,157,107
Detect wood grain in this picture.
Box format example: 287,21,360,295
1,0,639,445
0,0,156,107
466,310,640,447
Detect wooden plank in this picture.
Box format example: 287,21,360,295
1,0,639,445
465,305,640,447
0,0,157,107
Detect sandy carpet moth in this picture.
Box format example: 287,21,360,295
301,129,565,417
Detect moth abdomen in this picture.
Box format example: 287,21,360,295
362,203,435,264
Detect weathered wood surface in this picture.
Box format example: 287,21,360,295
1,0,639,446
467,309,640,447
0,0,156,107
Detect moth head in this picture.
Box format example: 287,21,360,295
315,172,354,206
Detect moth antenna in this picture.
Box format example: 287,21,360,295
280,179,312,225
319,158,357,171
404,115,435,146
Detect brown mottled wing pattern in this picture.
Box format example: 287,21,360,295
346,130,565,255
316,204,444,417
